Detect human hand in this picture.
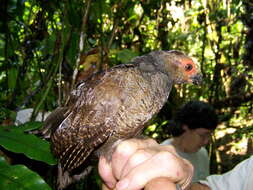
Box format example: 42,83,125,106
98,138,193,190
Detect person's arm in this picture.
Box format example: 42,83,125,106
98,138,194,190
197,156,253,190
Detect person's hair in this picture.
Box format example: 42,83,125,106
169,100,218,137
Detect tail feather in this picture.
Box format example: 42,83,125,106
61,142,93,172
29,107,68,139
57,163,93,190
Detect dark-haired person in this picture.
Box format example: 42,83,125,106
161,101,218,182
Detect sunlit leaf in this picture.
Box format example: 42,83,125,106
0,122,57,165
0,157,52,190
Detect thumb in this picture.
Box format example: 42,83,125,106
98,156,117,189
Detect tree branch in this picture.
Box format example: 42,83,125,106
71,0,92,91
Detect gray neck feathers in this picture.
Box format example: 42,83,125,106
132,51,166,74
131,51,173,90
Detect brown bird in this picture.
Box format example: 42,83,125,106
48,50,202,189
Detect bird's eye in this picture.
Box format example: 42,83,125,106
185,64,193,71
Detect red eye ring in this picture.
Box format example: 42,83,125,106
185,64,193,71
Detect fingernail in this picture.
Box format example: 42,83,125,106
106,182,114,189
116,179,129,190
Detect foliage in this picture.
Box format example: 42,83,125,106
0,0,253,189
0,122,56,165
0,156,52,190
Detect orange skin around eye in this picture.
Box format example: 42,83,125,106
181,58,198,75
178,58,201,84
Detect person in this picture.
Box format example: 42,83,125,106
98,138,194,190
98,138,253,190
161,100,218,182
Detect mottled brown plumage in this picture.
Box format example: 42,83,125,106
48,50,202,189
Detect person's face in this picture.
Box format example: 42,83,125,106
183,125,213,153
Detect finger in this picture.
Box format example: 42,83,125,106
98,156,117,189
144,145,193,188
112,138,157,179
102,183,116,190
178,159,194,189
156,144,178,154
120,145,178,179
116,151,188,190
145,177,177,190
120,148,155,178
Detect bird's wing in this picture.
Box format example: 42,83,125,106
53,115,112,172
51,69,128,172
107,67,172,138
52,65,171,172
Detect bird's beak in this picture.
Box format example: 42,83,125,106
191,73,203,85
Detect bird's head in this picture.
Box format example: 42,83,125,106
158,50,202,85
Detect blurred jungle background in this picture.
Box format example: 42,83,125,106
0,0,253,189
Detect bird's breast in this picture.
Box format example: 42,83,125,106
107,70,171,139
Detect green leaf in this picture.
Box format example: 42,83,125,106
0,122,57,165
0,157,52,190
16,121,43,132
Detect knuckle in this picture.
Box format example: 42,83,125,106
183,158,194,173
154,151,180,170
156,151,174,161
115,140,137,155
126,149,152,169
131,150,149,162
